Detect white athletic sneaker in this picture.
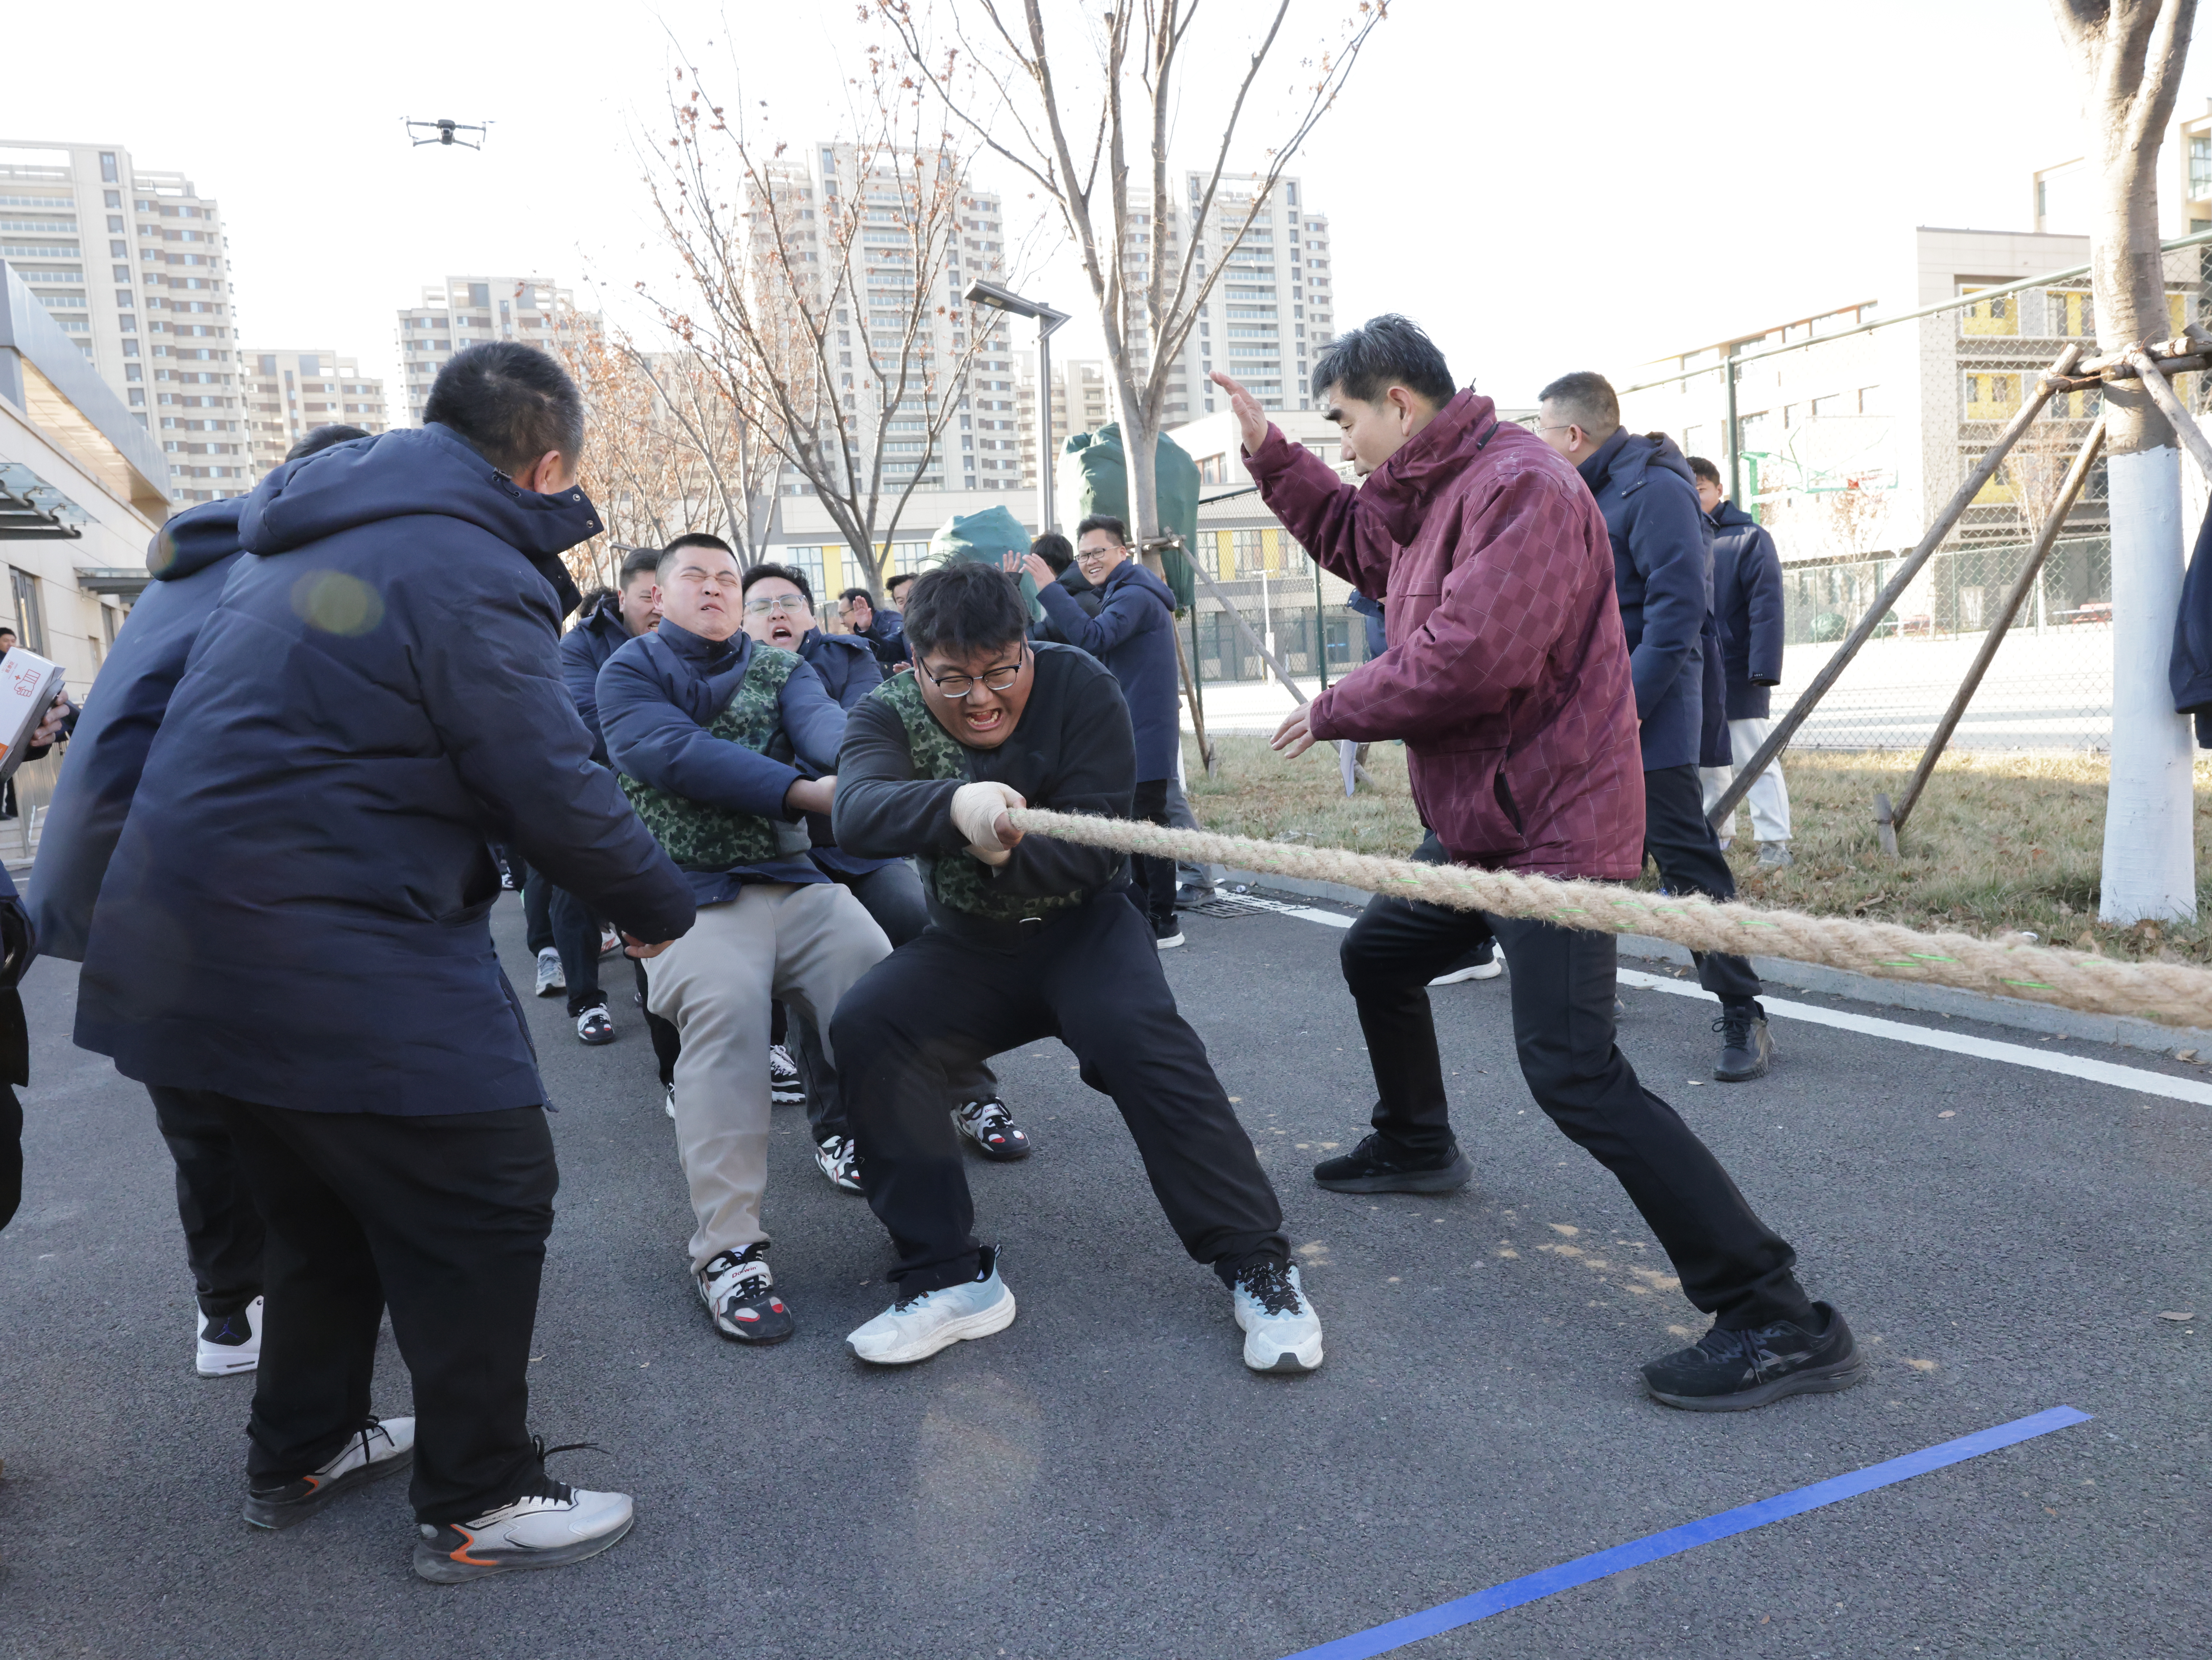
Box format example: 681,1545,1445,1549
414,1485,636,1584
195,1295,263,1378
768,1044,805,1106
1429,943,1503,986
1232,1259,1324,1374
533,947,565,997
814,1134,863,1193
847,1247,1017,1366
662,1082,676,1120
243,1415,416,1529
697,1242,793,1344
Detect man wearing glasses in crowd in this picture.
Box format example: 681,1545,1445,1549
737,563,1032,1187
828,562,1317,1373
1018,515,1186,949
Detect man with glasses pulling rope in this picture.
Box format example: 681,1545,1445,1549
1218,316,1862,1411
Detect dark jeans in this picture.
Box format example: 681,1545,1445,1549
794,859,997,1143
494,848,557,957
547,884,605,1017
149,1085,265,1317
833,891,1287,1295
211,1092,559,1523
1339,835,1810,1329
1128,778,1178,924
1643,763,1761,1006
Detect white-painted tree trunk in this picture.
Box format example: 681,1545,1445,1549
2099,441,2198,921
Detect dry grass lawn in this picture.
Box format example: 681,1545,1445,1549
1182,735,2212,964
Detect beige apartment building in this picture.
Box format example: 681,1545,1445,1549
0,139,246,505
240,350,389,482
396,275,572,425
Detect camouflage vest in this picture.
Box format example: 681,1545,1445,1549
871,672,1089,924
621,644,810,871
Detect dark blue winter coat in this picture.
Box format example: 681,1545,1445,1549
2173,500,2212,746
32,499,248,963
596,620,845,904
1345,590,1386,661
1033,555,1181,782
1578,429,1712,772
72,424,696,1116
1708,501,1785,721
861,607,907,668
559,594,636,764
792,626,891,878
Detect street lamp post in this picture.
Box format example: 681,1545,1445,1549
965,280,1070,537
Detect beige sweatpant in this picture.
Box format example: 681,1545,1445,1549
643,882,890,1270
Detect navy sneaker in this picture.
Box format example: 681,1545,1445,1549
1642,1302,1866,1411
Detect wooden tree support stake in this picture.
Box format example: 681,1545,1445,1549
1707,340,2087,832
1873,791,1900,859
1889,416,2109,840
2125,348,2212,480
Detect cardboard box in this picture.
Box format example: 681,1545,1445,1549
0,648,65,781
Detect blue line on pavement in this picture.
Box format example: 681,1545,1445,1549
1281,1405,2093,1660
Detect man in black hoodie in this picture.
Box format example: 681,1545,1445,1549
34,424,369,1381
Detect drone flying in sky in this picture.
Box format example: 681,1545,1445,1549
404,118,491,150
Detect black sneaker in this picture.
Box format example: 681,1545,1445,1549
1312,1131,1473,1194
1641,1302,1866,1411
1713,1003,1773,1081
1153,913,1186,950
575,1004,615,1046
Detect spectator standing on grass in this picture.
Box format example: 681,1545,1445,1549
72,344,696,1582
840,585,908,670
1690,456,1792,868
738,560,1030,1188
30,424,369,1381
1535,371,1774,1083
1220,318,1862,1412
1021,515,1187,949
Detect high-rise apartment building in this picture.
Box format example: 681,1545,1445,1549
240,350,389,481
1170,171,1334,421
0,139,247,503
1013,354,1112,488
395,275,572,425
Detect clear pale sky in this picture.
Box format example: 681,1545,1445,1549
8,0,2200,412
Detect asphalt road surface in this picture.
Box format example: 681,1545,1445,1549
2,891,2205,1659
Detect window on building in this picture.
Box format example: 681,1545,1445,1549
1958,286,2019,337
100,153,119,183
1963,372,2022,420
2192,132,2212,201
10,570,46,655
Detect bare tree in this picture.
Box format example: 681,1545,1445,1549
2049,0,2199,921
555,312,709,593
879,0,1389,570
638,48,1034,596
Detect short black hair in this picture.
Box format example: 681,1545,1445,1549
1310,314,1455,407
885,571,918,596
657,532,736,576
1535,370,1620,438
900,561,1029,660
1075,514,1128,547
1687,454,1722,487
1031,531,1074,574
839,586,874,606
286,424,370,463
424,342,585,476
618,545,661,586
741,562,814,607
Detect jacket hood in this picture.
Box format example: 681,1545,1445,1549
1707,500,1757,530
1359,391,1502,544
146,497,245,582
238,424,600,612
575,593,633,644
1585,428,1698,498
1104,558,1176,611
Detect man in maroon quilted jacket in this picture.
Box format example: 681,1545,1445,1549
1217,317,1861,1411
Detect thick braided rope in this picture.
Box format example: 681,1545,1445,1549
1004,808,2212,1030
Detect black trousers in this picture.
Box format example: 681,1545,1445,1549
546,883,606,1017
1340,837,1810,1329
638,958,682,1088
794,859,997,1143
832,891,1287,1295
1128,778,1178,925
149,1085,265,1317
1643,763,1761,1005
210,1093,558,1523
0,1082,19,1233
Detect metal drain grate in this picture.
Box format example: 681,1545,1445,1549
1188,894,1274,919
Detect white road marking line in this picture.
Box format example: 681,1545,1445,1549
1231,894,2212,1106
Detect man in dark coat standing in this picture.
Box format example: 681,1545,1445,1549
1226,317,1859,1412
839,586,908,669
33,423,368,1380
1025,514,1187,948
1691,457,1792,868
73,344,696,1583
1537,372,1772,1083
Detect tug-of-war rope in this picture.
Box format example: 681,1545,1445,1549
1004,808,2212,1032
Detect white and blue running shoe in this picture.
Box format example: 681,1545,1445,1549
846,1247,1017,1365
1232,1259,1324,1374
